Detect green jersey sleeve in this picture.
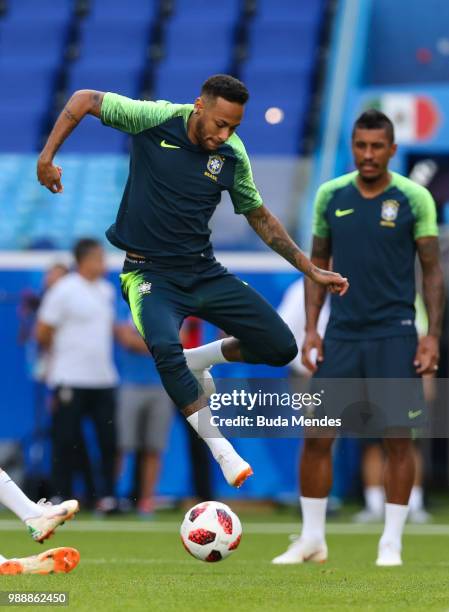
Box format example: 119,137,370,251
228,135,263,214
312,183,332,238
101,93,190,134
391,173,439,239
411,186,439,239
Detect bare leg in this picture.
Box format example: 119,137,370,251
413,444,423,486
140,452,161,501
300,434,336,498
363,443,384,486
221,337,243,362
383,438,415,504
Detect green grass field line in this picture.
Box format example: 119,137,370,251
2,519,449,535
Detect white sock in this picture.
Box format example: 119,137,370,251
365,486,384,515
380,503,409,549
184,340,228,370
300,496,327,543
0,554,6,563
409,486,423,512
187,406,236,460
0,471,42,521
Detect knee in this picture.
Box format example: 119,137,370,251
150,340,185,372
268,337,298,367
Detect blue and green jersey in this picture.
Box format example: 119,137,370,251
100,93,263,260
312,171,438,339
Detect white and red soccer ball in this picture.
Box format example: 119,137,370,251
180,501,242,562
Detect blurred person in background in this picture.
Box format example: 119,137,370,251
37,75,348,491
115,307,173,517
36,239,118,514
19,262,69,383
18,263,70,498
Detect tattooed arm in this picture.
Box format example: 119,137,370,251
37,90,105,193
414,236,445,374
246,205,348,294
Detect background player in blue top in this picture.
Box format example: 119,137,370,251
37,75,348,491
273,110,444,567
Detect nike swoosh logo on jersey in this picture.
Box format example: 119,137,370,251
160,140,180,149
408,409,422,420
335,208,355,217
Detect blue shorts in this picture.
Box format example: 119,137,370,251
311,335,426,435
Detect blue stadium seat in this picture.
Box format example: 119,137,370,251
89,0,157,22
0,19,68,66
247,20,319,68
238,99,305,155
255,0,324,23
77,19,151,70
162,21,235,69
241,64,311,105
0,64,56,110
0,108,45,152
237,117,303,155
67,64,143,97
154,65,229,102
4,0,74,23
171,0,241,23
59,115,129,153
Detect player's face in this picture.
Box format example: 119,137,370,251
194,96,244,150
352,128,397,183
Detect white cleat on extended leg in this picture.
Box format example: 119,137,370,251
376,542,402,567
272,537,328,565
25,499,79,543
217,451,253,488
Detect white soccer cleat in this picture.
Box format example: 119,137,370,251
191,367,216,399
0,547,80,575
217,451,253,488
408,508,431,524
353,509,383,524
376,542,402,567
271,537,328,565
25,498,79,543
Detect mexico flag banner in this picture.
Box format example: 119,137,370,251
368,94,440,144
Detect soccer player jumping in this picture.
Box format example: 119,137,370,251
37,75,348,489
272,110,444,567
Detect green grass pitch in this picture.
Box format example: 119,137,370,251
1,513,449,611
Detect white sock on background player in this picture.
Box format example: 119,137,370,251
379,503,409,550
300,496,327,543
365,486,384,515
409,486,424,513
0,470,42,522
184,339,228,370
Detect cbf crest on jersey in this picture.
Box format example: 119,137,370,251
138,281,152,295
207,155,225,175
380,199,400,227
